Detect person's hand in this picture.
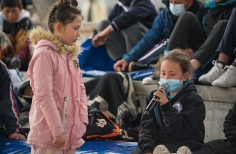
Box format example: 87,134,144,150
9,133,26,140
190,59,201,70
92,32,109,47
92,26,113,47
113,59,129,72
183,48,193,58
52,133,66,148
153,88,168,106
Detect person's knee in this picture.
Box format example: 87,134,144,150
121,22,148,34
214,20,228,29
179,11,196,21
96,20,110,32
131,146,142,154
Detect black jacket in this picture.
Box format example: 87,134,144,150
0,60,21,137
196,1,236,37
224,101,236,145
138,82,206,153
108,0,157,31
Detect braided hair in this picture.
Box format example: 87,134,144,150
48,0,82,33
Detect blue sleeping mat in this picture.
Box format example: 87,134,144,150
0,138,137,154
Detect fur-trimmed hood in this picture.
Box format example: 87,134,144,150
29,26,80,57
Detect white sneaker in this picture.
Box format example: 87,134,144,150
212,65,236,87
176,146,192,154
198,60,228,84
153,145,170,154
142,74,159,85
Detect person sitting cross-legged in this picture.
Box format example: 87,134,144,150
198,8,236,87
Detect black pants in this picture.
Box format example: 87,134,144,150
216,8,236,60
166,12,228,72
193,139,236,154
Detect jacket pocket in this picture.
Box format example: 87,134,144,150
62,97,68,126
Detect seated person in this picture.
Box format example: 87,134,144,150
0,60,26,140
165,0,236,73
114,0,201,72
17,78,32,112
132,49,206,154
198,8,236,87
0,0,32,70
193,101,236,154
92,0,157,62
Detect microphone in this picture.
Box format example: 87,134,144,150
144,83,168,115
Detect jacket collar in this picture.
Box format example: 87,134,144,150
29,26,80,58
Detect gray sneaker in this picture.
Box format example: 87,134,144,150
198,60,228,84
177,146,192,154
153,145,171,154
212,65,236,87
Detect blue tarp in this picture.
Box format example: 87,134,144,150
82,69,155,80
79,39,115,71
0,138,137,154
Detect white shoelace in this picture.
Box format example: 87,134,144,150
207,60,225,80
219,66,236,81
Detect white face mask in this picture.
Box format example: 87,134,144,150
169,3,186,16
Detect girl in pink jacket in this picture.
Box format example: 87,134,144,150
26,0,88,153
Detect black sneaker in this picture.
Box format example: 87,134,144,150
128,61,152,72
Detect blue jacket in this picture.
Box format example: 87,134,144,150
0,60,21,137
108,0,157,31
123,0,202,63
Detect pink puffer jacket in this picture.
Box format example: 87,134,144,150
27,27,88,150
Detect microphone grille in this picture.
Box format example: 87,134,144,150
160,83,168,90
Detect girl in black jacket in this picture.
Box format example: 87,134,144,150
132,49,206,154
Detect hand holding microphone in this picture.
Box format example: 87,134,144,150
144,83,168,115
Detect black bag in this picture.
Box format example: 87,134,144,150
83,107,139,142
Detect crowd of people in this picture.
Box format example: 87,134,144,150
1,0,236,154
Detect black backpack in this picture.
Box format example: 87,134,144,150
83,107,139,142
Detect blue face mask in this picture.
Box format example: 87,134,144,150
169,3,186,16
158,79,183,92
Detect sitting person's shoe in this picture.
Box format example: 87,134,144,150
212,65,236,87
176,146,192,154
198,60,228,84
128,61,152,72
142,74,159,85
153,145,170,154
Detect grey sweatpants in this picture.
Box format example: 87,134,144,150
96,20,148,61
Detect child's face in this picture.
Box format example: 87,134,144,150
160,59,188,81
59,15,82,46
23,85,33,97
2,7,22,23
